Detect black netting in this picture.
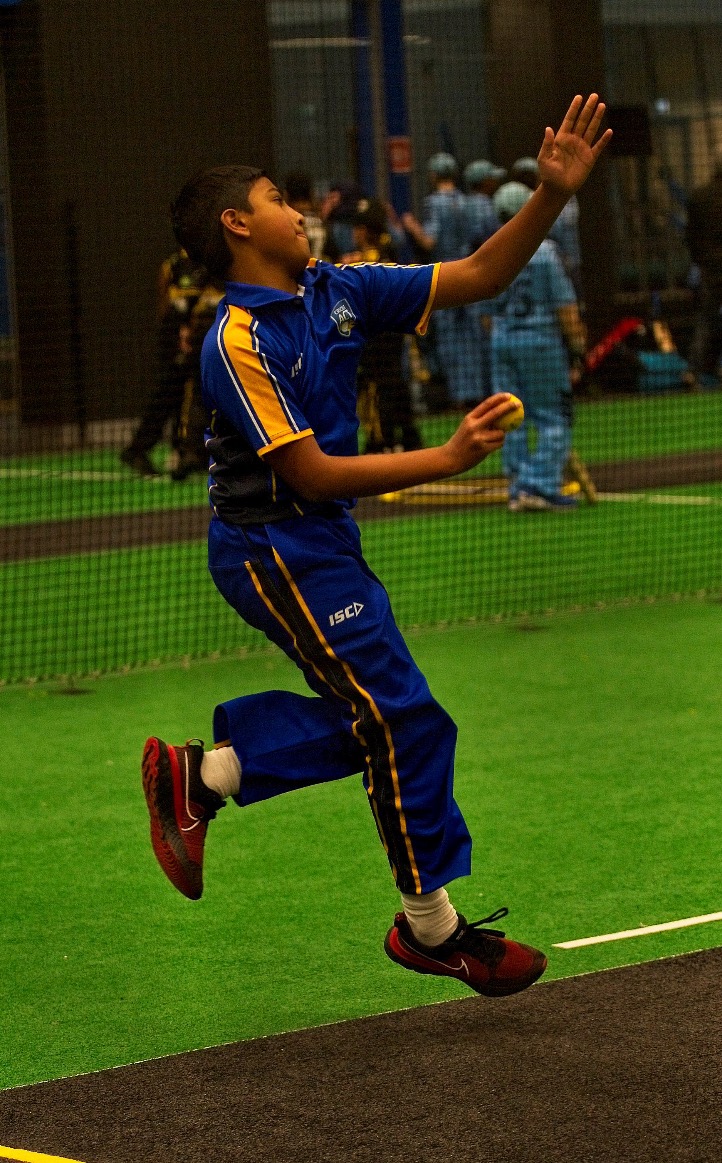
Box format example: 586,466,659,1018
1,0,720,685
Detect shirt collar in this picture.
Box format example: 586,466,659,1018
225,262,322,309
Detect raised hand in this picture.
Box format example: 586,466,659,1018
537,94,613,197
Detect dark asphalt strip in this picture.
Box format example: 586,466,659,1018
2,451,722,564
1,947,720,1163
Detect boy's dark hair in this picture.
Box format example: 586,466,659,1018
171,165,267,281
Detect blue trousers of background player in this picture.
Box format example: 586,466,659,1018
468,302,494,399
492,333,572,500
207,510,472,895
433,305,484,406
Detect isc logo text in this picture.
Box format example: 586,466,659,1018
329,602,364,626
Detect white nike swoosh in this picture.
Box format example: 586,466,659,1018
414,947,470,978
181,750,202,832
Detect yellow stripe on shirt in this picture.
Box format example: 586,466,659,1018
415,261,441,337
257,427,313,458
221,305,307,450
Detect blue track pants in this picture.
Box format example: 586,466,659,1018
208,510,471,894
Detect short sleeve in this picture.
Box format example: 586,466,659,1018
211,304,313,457
349,262,440,338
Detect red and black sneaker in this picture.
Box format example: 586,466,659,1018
141,737,225,900
384,908,547,997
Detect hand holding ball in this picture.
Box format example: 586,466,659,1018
495,394,524,433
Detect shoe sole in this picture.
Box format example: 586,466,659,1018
141,738,203,900
384,927,547,997
517,495,578,513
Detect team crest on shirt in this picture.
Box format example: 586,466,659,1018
331,299,356,336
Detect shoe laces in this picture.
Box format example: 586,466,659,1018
451,907,510,958
465,906,509,935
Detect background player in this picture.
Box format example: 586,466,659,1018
510,156,583,299
141,95,611,997
464,159,505,398
121,249,210,478
402,152,485,408
344,197,423,453
483,181,586,511
464,159,504,250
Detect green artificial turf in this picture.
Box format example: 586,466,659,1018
0,445,198,527
419,388,722,478
2,391,721,526
1,600,721,1089
3,487,721,683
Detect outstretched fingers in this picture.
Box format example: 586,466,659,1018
592,127,614,159
559,93,610,145
558,93,613,158
582,98,607,145
573,93,602,138
559,94,584,136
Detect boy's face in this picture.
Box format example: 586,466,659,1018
245,178,310,274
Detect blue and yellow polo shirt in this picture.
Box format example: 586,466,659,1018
201,258,439,524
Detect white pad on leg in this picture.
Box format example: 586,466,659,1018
201,746,241,799
401,887,459,947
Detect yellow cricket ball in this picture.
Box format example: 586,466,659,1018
496,394,525,432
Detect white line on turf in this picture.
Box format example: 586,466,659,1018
554,911,722,949
598,492,722,506
0,468,146,482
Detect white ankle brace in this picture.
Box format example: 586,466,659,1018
400,887,459,947
201,746,241,799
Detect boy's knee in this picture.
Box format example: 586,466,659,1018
395,697,457,743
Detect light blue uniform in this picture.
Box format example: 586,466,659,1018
483,240,576,500
465,192,499,251
548,195,581,298
423,189,484,404
465,192,500,396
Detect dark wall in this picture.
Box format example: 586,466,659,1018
548,0,618,332
1,0,273,425
486,0,556,170
1,0,72,425
486,0,617,335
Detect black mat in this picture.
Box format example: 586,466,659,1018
1,948,720,1163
